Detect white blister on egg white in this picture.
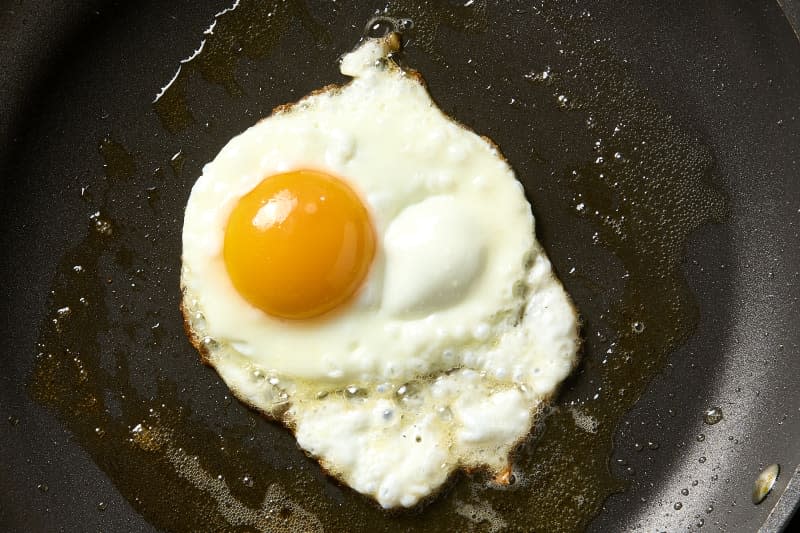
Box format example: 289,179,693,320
181,36,580,509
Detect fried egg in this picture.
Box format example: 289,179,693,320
181,35,580,509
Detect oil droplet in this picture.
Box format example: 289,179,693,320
242,474,254,487
631,321,645,334
696,518,705,528
752,463,780,504
699,456,707,464
705,505,714,513
674,502,683,510
703,407,723,425
681,488,689,496
37,483,49,493
98,501,107,511
697,433,705,442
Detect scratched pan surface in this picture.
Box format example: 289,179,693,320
1,0,799,531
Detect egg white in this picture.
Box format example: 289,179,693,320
181,37,580,509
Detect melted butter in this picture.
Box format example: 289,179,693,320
31,1,727,532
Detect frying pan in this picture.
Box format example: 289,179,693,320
1,0,799,531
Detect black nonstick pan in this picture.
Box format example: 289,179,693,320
2,1,799,531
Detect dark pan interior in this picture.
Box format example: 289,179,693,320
1,1,799,531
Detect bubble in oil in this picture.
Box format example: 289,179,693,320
345,385,366,399
396,382,420,399
89,211,113,236
397,18,414,31
201,336,217,350
454,497,507,533
570,408,599,433
703,407,723,425
524,66,552,84
364,16,399,38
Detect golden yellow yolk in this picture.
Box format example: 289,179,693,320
223,169,376,320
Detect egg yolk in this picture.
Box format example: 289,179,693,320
223,169,375,320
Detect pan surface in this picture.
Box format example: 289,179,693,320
1,1,799,531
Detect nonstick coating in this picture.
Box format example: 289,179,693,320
1,1,799,532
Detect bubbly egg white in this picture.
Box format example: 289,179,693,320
181,37,580,509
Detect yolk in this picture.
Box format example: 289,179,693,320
223,169,376,320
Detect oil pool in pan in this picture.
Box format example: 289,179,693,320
29,1,727,532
